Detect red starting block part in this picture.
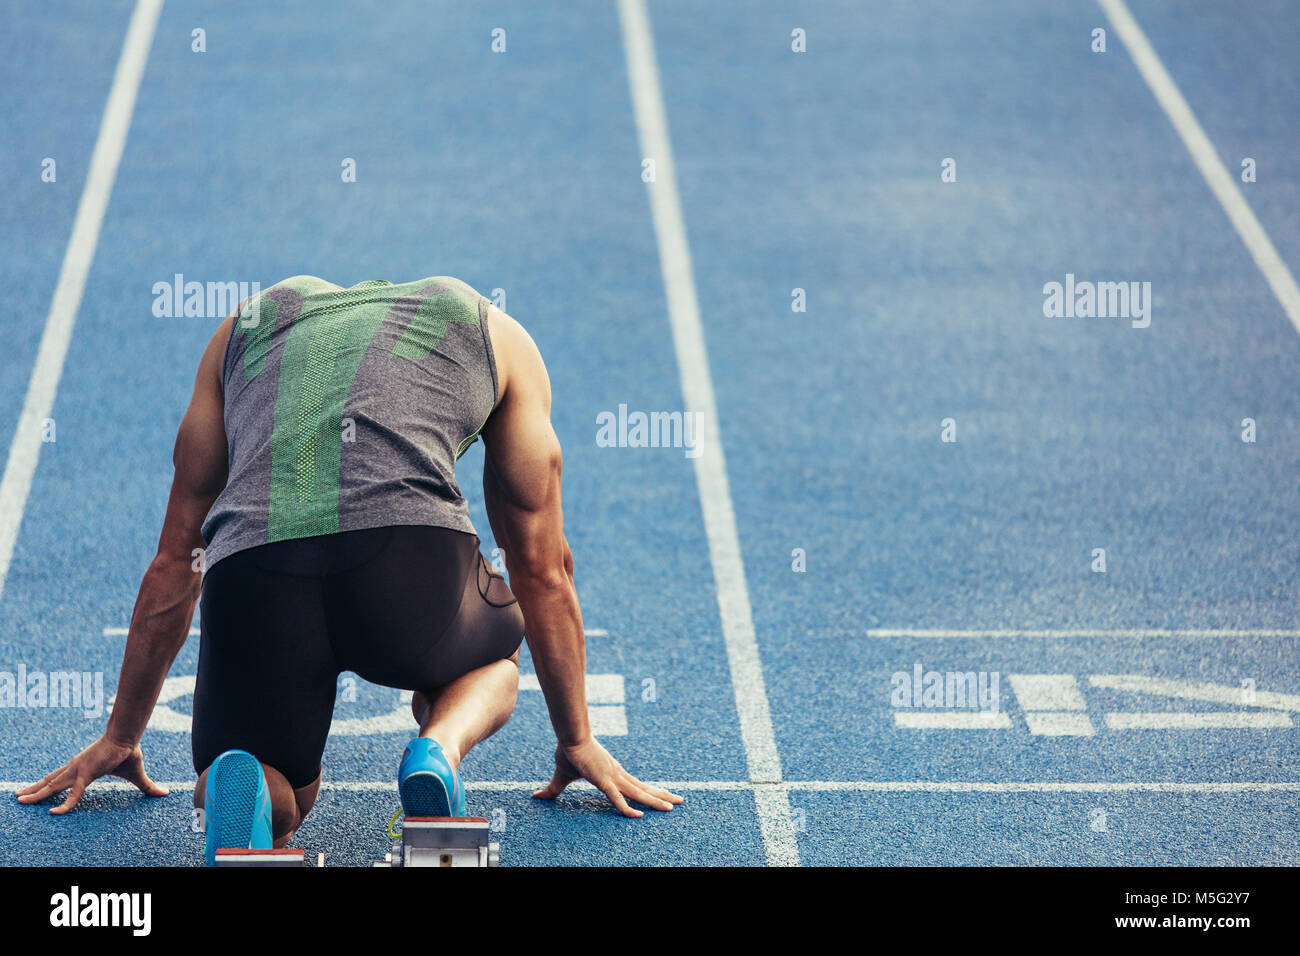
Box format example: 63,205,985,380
214,848,305,867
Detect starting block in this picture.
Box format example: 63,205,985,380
375,817,499,867
208,817,498,867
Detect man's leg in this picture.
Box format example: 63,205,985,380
195,763,321,846
337,529,526,775
194,534,340,852
411,648,520,769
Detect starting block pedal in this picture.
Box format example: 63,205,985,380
214,848,305,867
375,817,499,867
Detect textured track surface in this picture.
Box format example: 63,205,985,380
1,0,1297,865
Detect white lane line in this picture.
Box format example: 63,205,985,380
778,781,1300,793
8,779,1300,794
866,629,1300,639
894,712,1013,729
1098,0,1300,334
1106,712,1294,730
0,0,164,603
617,0,794,866
1089,674,1300,712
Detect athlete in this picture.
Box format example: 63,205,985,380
18,275,682,858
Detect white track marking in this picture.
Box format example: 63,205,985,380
1023,713,1097,736
617,0,793,865
519,673,627,734
751,787,800,865
775,781,1300,793
109,672,632,736
586,704,629,736
866,629,1300,639
118,625,1300,639
8,779,1300,794
1098,0,1300,334
582,674,624,704
894,712,1012,729
1106,712,1293,730
108,675,195,733
1008,674,1087,710
518,672,624,704
1089,674,1300,712
327,709,418,735
0,0,164,602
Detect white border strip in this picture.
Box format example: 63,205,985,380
7,779,1300,794
1098,0,1300,333
616,0,795,865
0,0,164,602
866,629,1300,639
113,625,1293,641
895,712,1014,729
1106,712,1293,730
1089,674,1300,711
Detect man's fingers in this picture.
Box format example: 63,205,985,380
16,766,67,799
531,768,572,801
600,781,643,818
615,772,684,811
16,768,73,804
534,745,682,818
114,758,169,798
15,783,57,804
15,779,44,798
50,778,87,815
616,773,678,812
643,782,685,806
621,781,677,812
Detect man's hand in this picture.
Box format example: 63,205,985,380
533,738,684,818
20,315,233,817
15,735,169,815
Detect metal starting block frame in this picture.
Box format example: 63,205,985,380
376,816,499,867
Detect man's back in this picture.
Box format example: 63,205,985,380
201,274,497,570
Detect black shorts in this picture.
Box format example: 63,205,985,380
192,525,524,789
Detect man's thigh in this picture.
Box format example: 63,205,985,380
327,527,525,689
193,548,339,790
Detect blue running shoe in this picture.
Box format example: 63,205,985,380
398,738,465,817
204,749,273,866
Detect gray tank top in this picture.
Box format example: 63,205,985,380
200,274,497,570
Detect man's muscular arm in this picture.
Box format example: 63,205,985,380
480,309,588,746
17,315,233,814
481,307,681,817
106,314,232,746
